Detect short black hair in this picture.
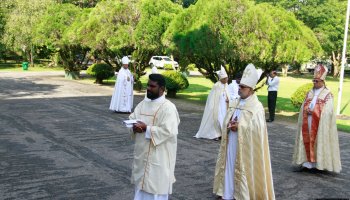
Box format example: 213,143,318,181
149,74,166,87
235,72,242,79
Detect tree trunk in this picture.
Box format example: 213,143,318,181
95,78,103,84
65,71,80,80
30,49,34,67
281,64,288,77
332,51,341,77
166,90,177,98
294,62,302,75
134,80,142,91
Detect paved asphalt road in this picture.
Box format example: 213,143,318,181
0,71,349,200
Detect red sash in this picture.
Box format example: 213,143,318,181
301,91,330,162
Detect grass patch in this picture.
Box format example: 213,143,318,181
0,62,62,71
176,77,213,103
337,119,350,132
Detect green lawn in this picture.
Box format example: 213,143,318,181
0,62,62,71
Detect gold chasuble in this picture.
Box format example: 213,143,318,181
293,88,341,172
129,97,180,195
213,94,275,200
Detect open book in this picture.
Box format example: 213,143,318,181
123,119,143,128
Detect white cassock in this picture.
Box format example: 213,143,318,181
109,67,134,112
129,95,180,200
151,66,159,74
228,80,240,100
194,81,229,139
223,98,245,200
214,94,275,200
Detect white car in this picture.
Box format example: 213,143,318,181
149,56,179,70
305,59,332,72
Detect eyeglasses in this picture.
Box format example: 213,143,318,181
312,79,323,83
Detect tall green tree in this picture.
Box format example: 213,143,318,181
134,0,182,79
299,1,347,77
235,3,322,74
3,0,54,65
0,4,7,61
165,0,252,82
171,0,197,7
165,0,321,82
33,3,86,72
0,0,17,62
69,0,138,71
56,0,101,8
255,0,348,77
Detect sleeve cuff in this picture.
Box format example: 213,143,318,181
145,126,151,139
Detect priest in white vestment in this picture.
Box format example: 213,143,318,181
109,56,134,113
228,72,242,101
151,65,159,74
213,64,275,200
129,74,180,200
194,66,229,140
293,64,341,172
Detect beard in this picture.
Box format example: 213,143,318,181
238,90,247,99
238,90,242,97
147,90,160,100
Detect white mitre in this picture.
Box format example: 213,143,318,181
122,56,129,65
216,65,228,80
240,63,263,89
314,64,328,80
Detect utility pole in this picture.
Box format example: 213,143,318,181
336,0,350,115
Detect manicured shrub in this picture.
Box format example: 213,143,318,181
291,83,313,108
180,63,195,77
162,71,189,98
87,63,114,84
164,64,174,70
187,63,195,71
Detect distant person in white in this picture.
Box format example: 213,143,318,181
228,72,242,101
151,65,159,74
194,66,229,140
266,70,279,122
109,56,134,113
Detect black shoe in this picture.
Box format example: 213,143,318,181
308,168,321,173
292,166,307,172
266,119,274,122
113,111,131,114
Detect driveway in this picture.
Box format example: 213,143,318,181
0,71,349,199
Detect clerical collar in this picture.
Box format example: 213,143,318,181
240,94,252,103
313,86,325,95
144,94,165,102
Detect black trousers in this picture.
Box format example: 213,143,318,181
267,91,277,121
